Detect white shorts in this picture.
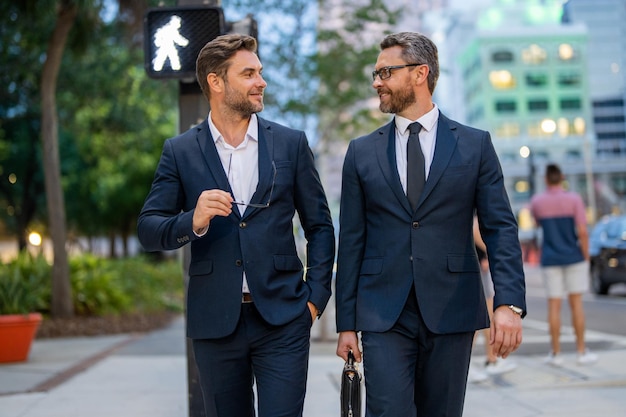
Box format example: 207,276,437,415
541,261,589,298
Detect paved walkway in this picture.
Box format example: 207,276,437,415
2,265,626,416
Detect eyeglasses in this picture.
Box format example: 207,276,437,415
228,155,276,209
372,63,424,81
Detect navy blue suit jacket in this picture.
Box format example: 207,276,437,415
335,113,525,334
138,117,335,339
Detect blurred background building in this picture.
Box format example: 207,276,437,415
319,0,626,234
426,0,626,237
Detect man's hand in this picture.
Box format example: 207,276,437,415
192,189,233,233
336,331,362,362
490,305,523,358
307,301,318,324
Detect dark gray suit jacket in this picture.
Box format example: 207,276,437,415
138,117,335,339
335,113,525,334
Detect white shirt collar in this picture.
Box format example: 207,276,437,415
208,112,259,148
394,103,439,136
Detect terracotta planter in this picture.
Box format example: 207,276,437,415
0,312,42,363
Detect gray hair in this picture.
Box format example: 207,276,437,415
380,32,439,94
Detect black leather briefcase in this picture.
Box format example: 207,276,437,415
340,350,362,417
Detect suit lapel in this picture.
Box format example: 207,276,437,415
245,117,273,216
416,114,458,209
375,121,413,215
195,119,241,220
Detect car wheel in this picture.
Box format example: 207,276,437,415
590,263,609,295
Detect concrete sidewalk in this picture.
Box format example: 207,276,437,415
2,313,626,417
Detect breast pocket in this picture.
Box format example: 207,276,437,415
443,164,474,177
273,160,294,186
188,260,213,277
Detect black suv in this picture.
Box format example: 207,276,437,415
589,215,626,295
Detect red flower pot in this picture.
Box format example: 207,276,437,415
0,312,42,363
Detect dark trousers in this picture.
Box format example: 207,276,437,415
361,288,474,417
192,303,312,417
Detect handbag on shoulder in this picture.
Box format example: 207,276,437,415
340,350,362,417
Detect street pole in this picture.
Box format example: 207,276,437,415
175,3,216,416
583,134,597,223
528,149,535,198
179,80,209,417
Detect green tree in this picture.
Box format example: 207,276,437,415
0,0,175,317
226,0,318,134
0,2,57,250
58,10,177,257
314,0,400,149
225,0,399,148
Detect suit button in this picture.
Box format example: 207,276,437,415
239,222,247,228
235,260,243,267
412,221,420,229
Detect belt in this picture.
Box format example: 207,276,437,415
242,293,253,303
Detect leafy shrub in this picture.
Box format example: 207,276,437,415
0,252,49,315
0,252,183,317
69,254,184,316
70,254,132,315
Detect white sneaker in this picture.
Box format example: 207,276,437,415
543,352,564,367
485,358,517,375
468,367,488,383
577,349,598,365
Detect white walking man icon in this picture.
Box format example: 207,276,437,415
152,15,189,72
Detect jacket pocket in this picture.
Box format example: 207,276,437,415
443,164,473,176
360,257,384,275
188,260,213,276
274,255,303,271
447,255,480,273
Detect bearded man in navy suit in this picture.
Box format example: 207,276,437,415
335,32,526,417
138,34,334,417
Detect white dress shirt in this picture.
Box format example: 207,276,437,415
209,112,260,293
394,104,439,195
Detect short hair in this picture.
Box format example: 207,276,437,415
545,163,563,185
380,32,440,94
196,34,258,101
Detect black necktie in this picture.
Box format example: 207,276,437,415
407,122,425,211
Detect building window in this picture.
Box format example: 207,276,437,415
593,98,624,108
566,150,581,160
594,115,626,123
558,43,576,61
495,100,517,112
558,73,581,86
495,122,520,137
560,98,581,110
526,73,548,87
573,117,586,134
489,70,516,89
528,99,549,111
492,50,514,63
528,119,557,137
598,131,626,139
558,118,570,136
522,44,547,64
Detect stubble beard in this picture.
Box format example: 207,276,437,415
224,82,264,117
378,83,416,114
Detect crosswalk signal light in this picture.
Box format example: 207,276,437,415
144,6,225,79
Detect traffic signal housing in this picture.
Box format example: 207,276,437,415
144,6,225,79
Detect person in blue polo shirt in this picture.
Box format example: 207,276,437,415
530,163,598,366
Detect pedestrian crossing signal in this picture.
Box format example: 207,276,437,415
144,6,225,79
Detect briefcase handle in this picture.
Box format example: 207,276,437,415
341,350,362,417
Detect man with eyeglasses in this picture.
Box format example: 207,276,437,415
138,34,335,417
335,32,526,417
